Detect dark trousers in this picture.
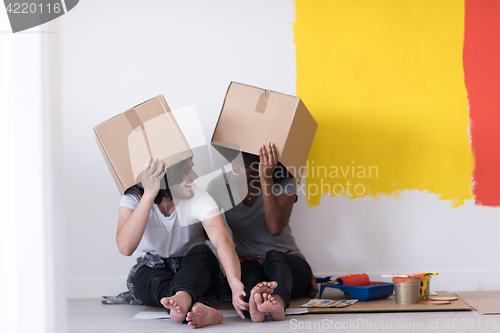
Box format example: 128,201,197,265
132,244,220,310
241,250,312,311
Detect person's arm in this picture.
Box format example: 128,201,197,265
259,143,295,236
116,158,165,256
202,209,247,319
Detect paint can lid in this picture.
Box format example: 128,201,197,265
424,300,451,305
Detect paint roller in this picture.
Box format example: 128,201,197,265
332,273,370,286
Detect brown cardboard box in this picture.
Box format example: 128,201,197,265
94,95,192,194
211,82,317,182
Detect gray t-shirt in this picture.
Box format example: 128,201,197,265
206,172,305,259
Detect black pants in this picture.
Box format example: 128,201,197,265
241,250,312,312
133,244,220,310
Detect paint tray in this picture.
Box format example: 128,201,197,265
319,282,394,301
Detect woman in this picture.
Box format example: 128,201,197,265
207,143,314,322
117,157,247,328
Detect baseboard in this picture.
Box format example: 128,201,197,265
68,270,500,299
67,276,129,299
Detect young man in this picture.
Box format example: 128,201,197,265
117,157,247,328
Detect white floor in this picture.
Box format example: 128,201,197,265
68,299,500,333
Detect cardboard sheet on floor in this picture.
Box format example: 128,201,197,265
135,290,470,319
454,291,500,315
294,289,471,314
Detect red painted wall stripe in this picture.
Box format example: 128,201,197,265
464,0,500,206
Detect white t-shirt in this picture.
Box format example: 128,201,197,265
119,183,218,258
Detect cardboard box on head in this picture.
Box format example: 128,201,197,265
94,95,193,194
211,82,318,183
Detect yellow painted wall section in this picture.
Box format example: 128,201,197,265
294,0,474,207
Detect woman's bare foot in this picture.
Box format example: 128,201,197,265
160,291,192,323
186,303,223,329
255,293,286,321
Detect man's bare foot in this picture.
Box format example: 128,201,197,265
252,281,277,295
248,281,279,323
160,291,192,323
255,293,286,321
186,303,223,329
249,284,266,323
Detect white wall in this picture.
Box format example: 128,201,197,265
0,12,66,333
56,0,500,298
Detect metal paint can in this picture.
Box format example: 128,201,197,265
393,277,421,305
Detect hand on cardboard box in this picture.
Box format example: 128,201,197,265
141,158,165,198
259,143,278,181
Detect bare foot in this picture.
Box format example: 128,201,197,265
160,291,192,323
256,293,286,321
249,285,266,323
186,303,223,329
252,281,277,295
